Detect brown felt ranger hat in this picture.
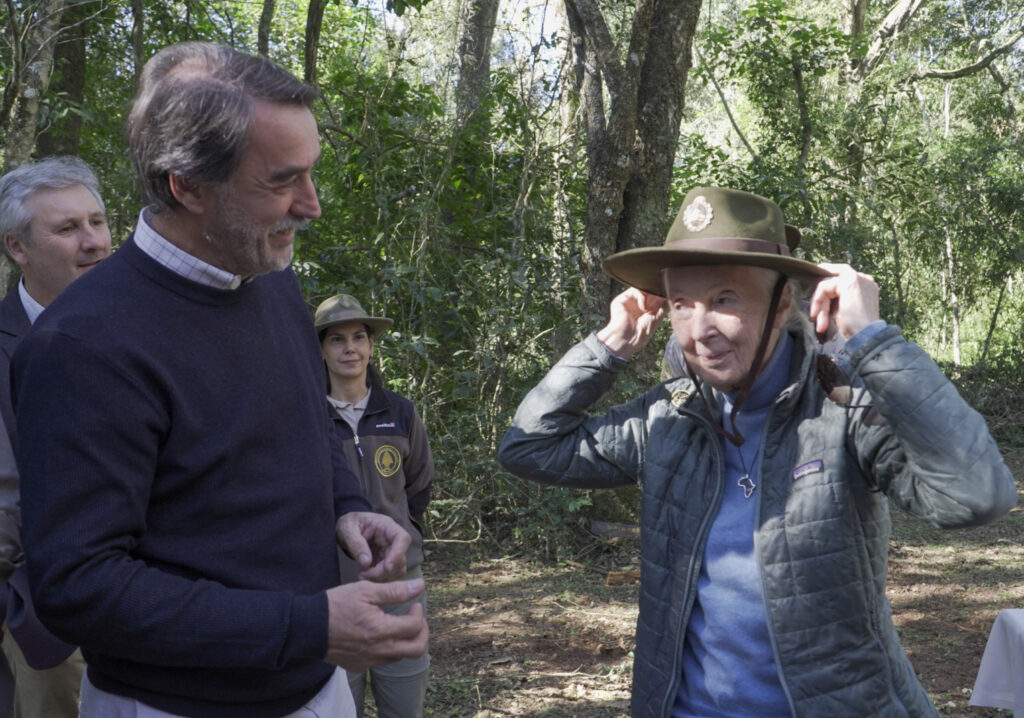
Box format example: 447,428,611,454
602,187,833,296
314,294,393,335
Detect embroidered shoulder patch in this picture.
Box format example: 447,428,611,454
375,445,402,477
670,389,691,408
793,460,823,481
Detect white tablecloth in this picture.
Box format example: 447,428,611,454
971,608,1024,716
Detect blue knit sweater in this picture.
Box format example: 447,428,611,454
673,333,794,716
12,238,370,717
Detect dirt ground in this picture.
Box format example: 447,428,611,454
419,448,1024,717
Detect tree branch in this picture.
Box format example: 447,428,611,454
793,58,811,170
625,0,655,95
694,44,759,162
855,0,926,82
563,0,626,100
563,0,606,142
908,28,1024,82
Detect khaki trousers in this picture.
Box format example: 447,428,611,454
0,632,83,718
346,566,430,718
79,666,354,717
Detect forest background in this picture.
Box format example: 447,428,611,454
2,2,1024,712
4,0,1024,582
2,2,1024,713
3,0,1024,558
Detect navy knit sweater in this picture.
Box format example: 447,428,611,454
12,238,371,717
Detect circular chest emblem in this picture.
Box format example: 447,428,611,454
374,445,402,477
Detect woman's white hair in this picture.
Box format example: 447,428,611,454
785,279,816,340
750,267,815,340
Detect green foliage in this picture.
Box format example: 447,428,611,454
7,0,1024,558
687,0,1024,368
698,0,849,166
946,344,1024,448
385,0,431,17
290,4,592,556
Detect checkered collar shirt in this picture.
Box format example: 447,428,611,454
134,208,244,290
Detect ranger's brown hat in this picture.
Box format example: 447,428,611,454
314,294,393,335
602,187,832,296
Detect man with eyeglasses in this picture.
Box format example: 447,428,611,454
499,186,1016,718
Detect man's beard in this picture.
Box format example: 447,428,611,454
203,201,310,276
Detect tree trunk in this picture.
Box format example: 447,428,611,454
547,2,580,355
2,0,67,174
36,0,89,157
890,212,907,329
839,0,869,51
837,0,925,256
979,275,1007,366
304,0,328,86
131,0,145,83
454,0,501,126
944,226,961,366
791,56,813,225
258,0,276,57
565,0,702,323
619,0,701,255
1,0,67,296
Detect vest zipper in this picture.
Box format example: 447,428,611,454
754,400,798,718
660,413,725,717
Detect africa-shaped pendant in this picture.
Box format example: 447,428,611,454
738,475,756,499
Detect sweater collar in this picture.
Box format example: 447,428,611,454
721,330,794,414
670,329,816,420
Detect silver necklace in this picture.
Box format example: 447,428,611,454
732,424,756,499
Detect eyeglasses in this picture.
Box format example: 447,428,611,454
815,353,877,411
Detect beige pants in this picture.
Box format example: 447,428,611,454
0,632,83,718
79,666,354,717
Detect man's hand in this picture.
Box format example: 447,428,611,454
324,579,428,672
808,263,880,340
337,512,410,582
595,288,667,360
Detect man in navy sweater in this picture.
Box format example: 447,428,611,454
11,42,427,717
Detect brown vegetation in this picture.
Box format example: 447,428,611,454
420,449,1024,717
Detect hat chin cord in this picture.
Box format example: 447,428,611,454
685,275,788,447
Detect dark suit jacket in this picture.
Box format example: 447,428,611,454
0,288,30,449
0,286,74,669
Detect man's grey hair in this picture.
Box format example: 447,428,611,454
127,42,318,210
0,156,105,259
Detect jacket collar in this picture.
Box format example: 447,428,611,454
0,288,31,346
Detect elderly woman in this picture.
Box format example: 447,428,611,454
499,187,1017,718
314,294,434,718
